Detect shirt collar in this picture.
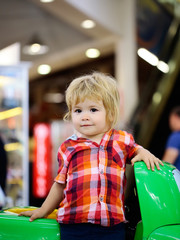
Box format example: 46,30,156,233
67,129,114,148
100,128,114,148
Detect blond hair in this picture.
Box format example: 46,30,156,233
64,72,120,128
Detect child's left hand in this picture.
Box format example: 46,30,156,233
131,148,163,171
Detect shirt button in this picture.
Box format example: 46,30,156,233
100,196,103,202
100,169,104,174
99,145,104,150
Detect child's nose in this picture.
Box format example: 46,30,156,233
82,112,89,120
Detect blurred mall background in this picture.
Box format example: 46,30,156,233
0,0,180,213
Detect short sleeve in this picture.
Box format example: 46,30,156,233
54,142,69,184
166,132,180,150
126,132,142,159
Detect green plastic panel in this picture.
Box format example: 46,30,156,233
0,212,60,240
134,162,180,239
148,225,180,240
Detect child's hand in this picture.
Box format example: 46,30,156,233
19,208,46,222
131,148,163,171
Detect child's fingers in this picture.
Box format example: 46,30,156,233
19,210,39,221
152,157,163,170
29,213,37,222
159,159,164,166
131,155,151,169
18,211,33,217
149,159,155,171
131,156,163,171
131,155,140,166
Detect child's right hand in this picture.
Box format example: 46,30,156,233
19,208,46,222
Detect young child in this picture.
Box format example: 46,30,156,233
20,72,163,240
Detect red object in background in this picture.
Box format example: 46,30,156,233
33,123,52,198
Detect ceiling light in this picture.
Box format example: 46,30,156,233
37,64,51,75
157,61,169,73
40,0,55,2
137,48,159,66
85,48,100,58
23,35,49,55
81,20,96,29
137,48,169,73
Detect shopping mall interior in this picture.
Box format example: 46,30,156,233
0,0,180,238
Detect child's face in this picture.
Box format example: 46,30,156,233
169,113,180,131
71,98,110,141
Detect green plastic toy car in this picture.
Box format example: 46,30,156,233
134,162,180,240
0,162,179,240
0,207,60,240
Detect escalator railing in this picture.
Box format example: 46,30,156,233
130,20,180,148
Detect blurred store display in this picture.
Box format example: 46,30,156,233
0,64,29,207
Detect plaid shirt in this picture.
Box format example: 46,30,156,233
55,129,141,226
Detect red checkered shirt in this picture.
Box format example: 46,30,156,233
55,129,141,226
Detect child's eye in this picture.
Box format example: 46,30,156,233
90,108,98,112
75,109,82,113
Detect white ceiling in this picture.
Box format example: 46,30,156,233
0,0,118,81
0,0,179,81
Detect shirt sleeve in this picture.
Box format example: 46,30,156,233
126,132,142,160
54,142,70,184
166,132,180,150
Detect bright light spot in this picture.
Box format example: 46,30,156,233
38,64,51,75
153,92,162,104
40,0,54,2
157,61,169,73
81,20,96,29
137,48,159,66
23,44,49,55
30,43,41,53
85,48,100,58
